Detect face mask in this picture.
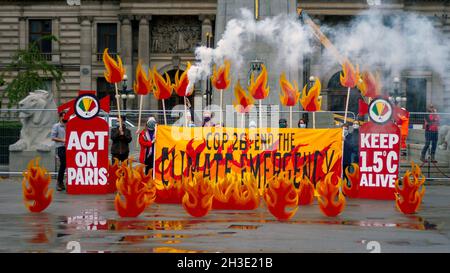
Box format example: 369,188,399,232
204,117,211,122
353,124,359,129
300,124,306,128
343,128,349,137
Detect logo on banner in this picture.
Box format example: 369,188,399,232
368,98,393,124
75,94,100,119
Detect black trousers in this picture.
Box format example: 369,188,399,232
112,153,129,163
56,146,66,186
422,131,438,157
144,153,154,175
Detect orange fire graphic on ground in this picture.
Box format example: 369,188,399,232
298,176,314,206
211,59,231,90
133,60,152,95
395,162,426,215
279,72,300,107
248,64,270,100
316,173,346,217
22,158,53,213
154,177,186,204
356,70,382,99
107,158,122,193
212,174,260,210
233,80,254,113
173,62,193,97
102,48,125,84
342,163,360,198
182,174,214,217
151,67,173,100
115,160,155,217
264,175,298,221
300,77,322,111
339,60,359,88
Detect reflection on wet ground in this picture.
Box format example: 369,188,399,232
0,181,449,252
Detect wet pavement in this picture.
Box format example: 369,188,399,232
0,178,449,253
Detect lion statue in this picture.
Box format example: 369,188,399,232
9,90,57,152
439,125,450,151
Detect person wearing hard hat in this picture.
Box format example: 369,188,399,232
139,116,157,174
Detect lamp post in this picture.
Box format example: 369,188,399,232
389,76,406,106
121,74,135,111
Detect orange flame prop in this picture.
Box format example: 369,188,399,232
211,59,231,90
22,158,53,213
173,62,193,97
107,158,121,193
233,80,254,113
279,73,300,107
356,71,382,98
102,48,125,84
133,60,152,95
264,175,298,221
212,174,259,210
300,77,321,111
248,64,270,100
115,160,156,217
298,176,314,206
339,60,359,88
316,173,346,217
395,162,425,215
155,178,185,204
342,163,360,198
182,174,214,217
151,67,173,100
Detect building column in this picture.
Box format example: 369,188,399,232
79,16,93,91
137,15,155,110
18,16,27,50
119,15,133,109
198,15,214,112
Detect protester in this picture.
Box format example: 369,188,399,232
279,118,287,128
51,111,68,191
111,115,132,163
421,104,440,162
249,120,257,129
298,118,306,128
202,111,215,127
342,123,352,175
349,121,360,164
139,117,157,174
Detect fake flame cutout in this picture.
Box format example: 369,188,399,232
316,173,346,217
339,60,359,88
212,174,260,210
211,59,231,90
279,73,300,107
233,80,254,113
133,60,152,95
249,64,270,100
173,62,193,97
102,48,125,84
107,158,121,193
343,163,360,198
395,162,426,215
151,67,173,100
298,176,314,206
356,71,382,99
22,158,53,213
115,160,156,217
182,174,214,217
264,175,298,221
155,178,185,204
300,77,322,111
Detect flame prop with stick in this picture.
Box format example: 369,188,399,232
279,72,300,128
211,60,231,126
300,77,322,128
102,48,125,131
174,62,194,127
22,158,53,213
395,162,426,215
133,60,152,142
151,67,173,125
356,70,382,120
340,60,359,125
233,80,254,128
249,64,270,128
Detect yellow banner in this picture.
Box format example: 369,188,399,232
154,126,342,188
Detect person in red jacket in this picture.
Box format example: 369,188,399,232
139,117,157,174
421,104,440,163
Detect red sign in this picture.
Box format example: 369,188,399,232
358,121,400,200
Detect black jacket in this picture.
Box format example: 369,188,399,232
111,127,132,155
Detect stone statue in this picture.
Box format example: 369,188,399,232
9,90,57,152
438,125,450,151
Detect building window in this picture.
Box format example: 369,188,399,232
97,77,116,109
29,19,52,55
97,23,117,60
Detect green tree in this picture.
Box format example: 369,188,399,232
1,35,63,108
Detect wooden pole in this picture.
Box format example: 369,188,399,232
344,87,351,125
220,90,223,126
135,95,144,148
289,107,293,128
162,99,167,125
114,83,123,131
259,100,262,128
313,111,316,128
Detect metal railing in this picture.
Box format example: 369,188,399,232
407,112,450,129
96,52,117,61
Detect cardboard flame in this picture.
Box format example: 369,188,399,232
22,158,53,213
154,177,186,204
173,62,193,97
395,162,426,214
151,67,173,100
249,64,270,100
339,60,359,88
298,176,314,206
279,72,300,107
233,80,254,113
102,48,125,84
114,160,156,217
212,174,259,210
107,158,121,193
300,77,322,111
211,59,231,90
264,175,299,221
356,71,382,99
133,60,152,95
182,174,214,217
342,163,360,198
316,173,346,217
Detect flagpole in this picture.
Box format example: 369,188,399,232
162,99,167,125
241,113,245,128
114,83,123,131
259,100,262,128
184,96,188,127
220,90,223,126
344,86,351,124
289,106,293,128
135,95,144,148
313,111,316,129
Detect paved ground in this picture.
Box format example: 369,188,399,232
0,177,449,253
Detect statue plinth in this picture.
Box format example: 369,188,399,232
9,150,56,174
